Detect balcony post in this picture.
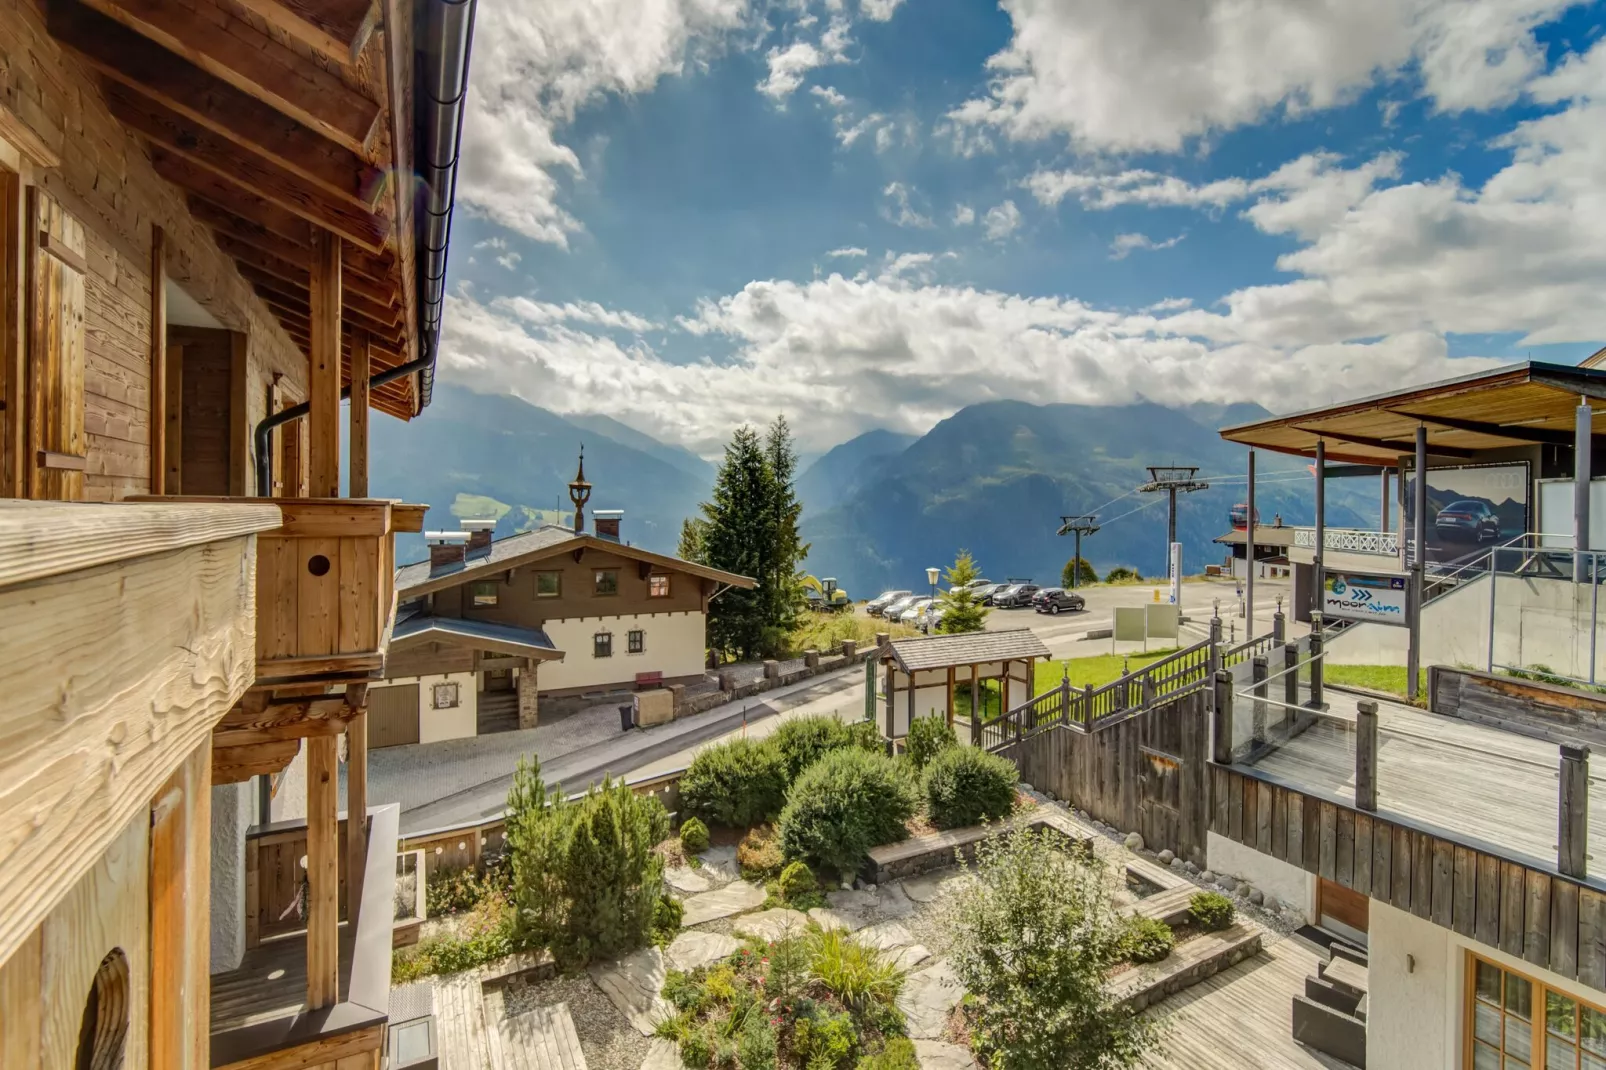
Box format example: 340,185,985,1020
306,733,340,1008
1408,425,1427,703
1284,641,1299,710
1576,397,1592,583
1560,744,1590,879
349,327,370,498
1309,613,1325,708
1355,699,1378,811
1314,437,1326,618
345,683,368,910
1212,670,1234,764
308,228,342,498
1252,655,1268,746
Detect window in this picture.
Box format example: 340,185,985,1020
628,629,645,654
594,632,614,658
470,581,498,607
432,682,460,709
594,569,618,596
649,574,670,598
1468,954,1606,1069
536,571,561,597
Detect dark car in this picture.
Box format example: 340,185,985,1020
1033,588,1085,615
993,583,1040,608
1434,499,1500,543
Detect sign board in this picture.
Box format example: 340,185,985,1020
1324,570,1409,626
1167,541,1182,605
1114,607,1147,642
1146,604,1180,640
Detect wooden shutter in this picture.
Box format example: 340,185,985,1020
25,189,87,500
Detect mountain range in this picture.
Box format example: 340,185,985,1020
371,386,1369,589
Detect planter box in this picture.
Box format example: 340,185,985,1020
865,811,1086,883
1112,922,1264,1012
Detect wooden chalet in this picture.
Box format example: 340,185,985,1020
0,0,473,1065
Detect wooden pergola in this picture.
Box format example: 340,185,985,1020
881,629,1051,739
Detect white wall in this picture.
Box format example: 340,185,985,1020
1206,831,1314,919
540,611,706,692
209,780,253,973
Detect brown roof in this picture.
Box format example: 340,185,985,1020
1213,526,1298,547
1219,361,1606,465
885,629,1052,673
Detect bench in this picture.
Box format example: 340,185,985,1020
635,671,664,690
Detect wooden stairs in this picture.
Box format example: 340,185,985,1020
433,972,589,1070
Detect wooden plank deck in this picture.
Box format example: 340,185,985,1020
1252,697,1606,879
435,973,495,1070
496,1002,589,1070
209,937,310,1032
1144,934,1351,1070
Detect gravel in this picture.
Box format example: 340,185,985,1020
503,972,653,1070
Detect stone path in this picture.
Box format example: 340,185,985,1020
640,1038,681,1070
680,880,765,926
807,906,865,932
857,921,915,953
914,1040,976,1070
666,932,741,972
898,961,965,1039
733,908,810,942
587,948,668,1036
664,866,712,895
698,845,740,883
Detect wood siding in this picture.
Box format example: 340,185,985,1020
173,326,234,495
429,545,707,628
368,682,419,749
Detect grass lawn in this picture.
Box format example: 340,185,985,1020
953,647,1182,721
1324,664,1428,706
785,612,916,658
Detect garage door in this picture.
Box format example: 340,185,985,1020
369,684,420,749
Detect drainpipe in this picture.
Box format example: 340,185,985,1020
251,0,477,497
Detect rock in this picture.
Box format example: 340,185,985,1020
1157,849,1175,866
588,947,669,1036
1124,832,1144,852
1019,782,1034,793
858,921,916,952
667,931,741,972
1218,874,1236,891
1045,790,1057,802
642,1038,682,1070
681,881,766,927
1200,870,1216,883
664,866,712,895
1249,889,1265,906
877,882,916,917
913,1040,976,1070
1170,858,1185,871
827,888,877,913
700,845,739,882
891,944,933,971
842,880,855,891
734,908,810,942
808,907,866,933
1185,862,1199,875
898,961,965,1039
902,871,970,904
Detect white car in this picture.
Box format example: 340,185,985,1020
922,605,947,633
881,594,923,620
898,598,934,624
866,590,912,617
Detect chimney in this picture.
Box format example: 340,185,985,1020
425,531,469,572
594,509,623,543
462,518,496,556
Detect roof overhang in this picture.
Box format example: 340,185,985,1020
390,617,565,661
884,628,1053,674
1220,361,1606,465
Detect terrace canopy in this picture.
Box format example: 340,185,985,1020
881,629,1051,740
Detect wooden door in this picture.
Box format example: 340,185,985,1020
368,684,419,748
25,189,87,500
1318,877,1369,937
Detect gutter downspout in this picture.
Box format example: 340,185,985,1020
251,0,477,497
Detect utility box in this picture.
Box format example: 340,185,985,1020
634,688,675,728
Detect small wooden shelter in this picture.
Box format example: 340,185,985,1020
881,629,1052,739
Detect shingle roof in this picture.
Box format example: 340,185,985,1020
886,628,1052,673
1213,526,1298,547
389,615,564,659
394,526,579,591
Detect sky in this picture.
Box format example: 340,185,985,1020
436,0,1606,456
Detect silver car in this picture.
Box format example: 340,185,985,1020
881,594,922,620
866,590,912,617
898,598,935,625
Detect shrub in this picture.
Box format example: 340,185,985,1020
1189,891,1236,932
680,737,788,828
904,715,955,771
809,926,905,1010
653,895,686,946
772,715,856,782
680,817,711,854
923,746,1018,830
778,749,916,879
793,1009,859,1070
425,864,486,917
738,1014,779,1070
1122,916,1175,964
944,828,1158,1069
775,860,822,908
391,893,514,982
506,758,669,970
679,1024,714,1069
1105,566,1143,584
856,1038,919,1070
739,825,785,881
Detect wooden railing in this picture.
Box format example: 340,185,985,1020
1221,631,1278,670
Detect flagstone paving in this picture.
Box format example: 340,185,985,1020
898,960,965,1039
807,906,866,932
857,921,916,952
639,1038,681,1070
587,947,669,1036
664,866,712,895
913,1039,976,1070
732,908,810,942
666,931,742,972
680,880,765,926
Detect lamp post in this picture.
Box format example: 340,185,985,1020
926,566,940,602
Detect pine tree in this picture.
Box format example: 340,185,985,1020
701,426,771,659
937,549,989,633
762,416,808,636
677,517,710,564
1061,556,1098,588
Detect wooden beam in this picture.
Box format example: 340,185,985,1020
349,328,370,497
1,167,24,497
255,285,404,350
308,230,341,498
148,224,166,491
224,239,399,313
305,733,340,1008
379,0,420,370
107,81,390,252
78,0,380,153
230,0,378,66
186,192,308,247
50,1,383,205
1292,424,1474,460
345,699,368,910
1387,409,1576,448
212,697,354,747
189,197,396,280
210,738,299,784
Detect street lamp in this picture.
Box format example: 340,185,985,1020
926,566,940,601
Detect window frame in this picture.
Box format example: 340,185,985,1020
648,574,670,598
593,631,614,658
1465,951,1606,1070
470,580,499,607
594,569,619,597
535,570,562,598
628,629,645,654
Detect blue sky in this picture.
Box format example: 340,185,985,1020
439,0,1606,455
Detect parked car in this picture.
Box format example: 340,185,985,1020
881,594,922,620
922,605,947,633
992,584,1041,608
972,583,1006,605
950,577,992,593
1434,499,1500,543
898,598,934,624
1034,588,1085,615
866,590,912,617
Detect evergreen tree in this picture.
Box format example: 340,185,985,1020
700,426,771,658
937,549,989,633
762,416,808,635
1061,556,1098,588
677,517,710,564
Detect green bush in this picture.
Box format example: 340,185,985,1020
772,715,858,782
809,926,904,1010
680,817,711,854
680,1024,714,1069
1105,566,1143,584
778,749,916,879
653,895,686,946
776,860,821,907
1123,916,1175,963
793,1009,859,1070
923,746,1018,830
1189,891,1236,932
391,894,514,982
505,759,669,970
904,715,955,771
738,1014,779,1070
856,1038,918,1070
739,825,785,881
680,737,788,828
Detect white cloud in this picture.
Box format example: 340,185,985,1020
459,0,748,246
1109,232,1184,259
827,246,868,258
758,17,852,99
809,84,848,108
952,204,976,226
1146,297,1194,312
475,237,510,250
982,200,1023,241
951,0,1574,153
859,0,904,20
496,251,523,270
881,182,933,228
493,295,660,333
